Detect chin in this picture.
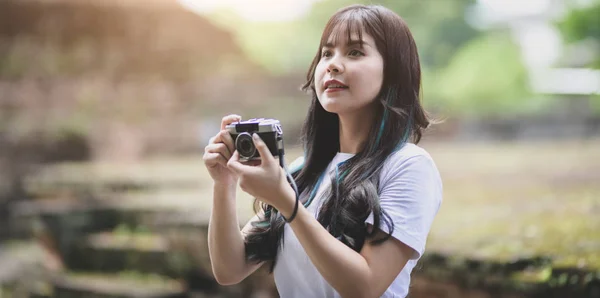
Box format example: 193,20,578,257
319,99,343,114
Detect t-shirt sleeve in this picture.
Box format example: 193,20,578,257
365,153,442,260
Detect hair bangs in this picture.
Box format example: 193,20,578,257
320,10,366,49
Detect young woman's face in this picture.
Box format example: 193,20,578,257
314,27,384,116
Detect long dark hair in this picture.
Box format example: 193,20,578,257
245,5,430,271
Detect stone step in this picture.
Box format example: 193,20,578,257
138,210,212,232
8,191,255,237
7,195,209,246
64,232,205,280
1,238,276,298
9,192,212,222
24,160,207,199
1,279,53,298
0,241,46,284
414,252,600,298
50,272,187,298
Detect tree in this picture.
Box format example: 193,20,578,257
432,31,532,116
558,1,600,69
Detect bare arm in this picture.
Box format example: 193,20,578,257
204,115,264,285
207,183,264,285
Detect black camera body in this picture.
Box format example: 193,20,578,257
226,118,283,161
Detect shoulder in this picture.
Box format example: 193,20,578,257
387,143,432,162
377,143,443,200
381,143,437,178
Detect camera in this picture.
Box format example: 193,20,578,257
226,118,284,161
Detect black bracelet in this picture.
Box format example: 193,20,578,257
283,196,299,223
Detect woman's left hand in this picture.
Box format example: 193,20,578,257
227,133,295,213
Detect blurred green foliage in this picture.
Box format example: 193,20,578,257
370,0,481,70
208,0,479,74
558,0,600,113
433,32,532,116
558,1,600,69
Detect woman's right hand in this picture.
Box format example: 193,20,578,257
203,114,242,186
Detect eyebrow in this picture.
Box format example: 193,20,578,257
323,40,369,48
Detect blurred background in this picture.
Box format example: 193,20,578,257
0,0,598,297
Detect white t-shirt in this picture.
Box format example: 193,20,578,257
274,143,443,298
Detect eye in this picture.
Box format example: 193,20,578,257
321,50,332,58
349,49,364,57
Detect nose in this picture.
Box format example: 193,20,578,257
326,55,344,74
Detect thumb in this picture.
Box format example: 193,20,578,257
252,133,275,166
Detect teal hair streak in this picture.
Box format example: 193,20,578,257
352,105,414,182
302,159,348,210
374,105,414,153
374,108,389,151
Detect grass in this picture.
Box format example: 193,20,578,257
64,271,184,292
423,138,600,270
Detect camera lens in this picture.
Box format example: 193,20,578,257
236,132,256,159
240,139,252,152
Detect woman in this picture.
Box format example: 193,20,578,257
203,4,442,298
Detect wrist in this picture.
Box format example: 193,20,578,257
278,185,298,221
213,181,237,195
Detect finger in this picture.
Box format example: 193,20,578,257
227,151,256,174
209,130,232,149
208,135,217,145
252,134,275,166
226,151,243,174
220,130,235,156
208,130,225,146
203,152,228,168
205,143,232,160
220,114,242,131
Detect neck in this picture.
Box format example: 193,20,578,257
338,107,376,154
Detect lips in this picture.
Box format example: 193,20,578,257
324,79,348,90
